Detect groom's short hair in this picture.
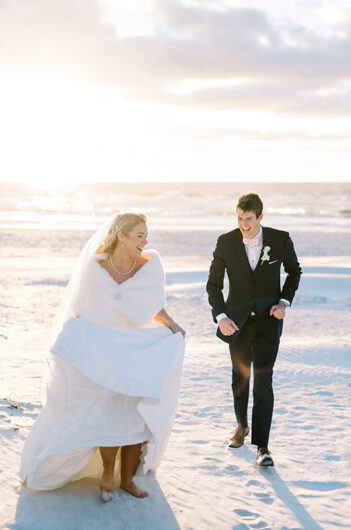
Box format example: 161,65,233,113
235,193,263,218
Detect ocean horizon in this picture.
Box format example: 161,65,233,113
1,181,351,264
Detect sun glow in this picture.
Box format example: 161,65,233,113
1,67,351,185
0,71,148,185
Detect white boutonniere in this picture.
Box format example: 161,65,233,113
260,245,271,265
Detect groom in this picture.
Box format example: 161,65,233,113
206,193,301,466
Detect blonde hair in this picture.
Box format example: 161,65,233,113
95,212,147,255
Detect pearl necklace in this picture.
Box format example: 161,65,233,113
109,255,136,275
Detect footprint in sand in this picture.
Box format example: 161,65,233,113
234,508,259,517
253,491,274,505
246,479,260,487
233,508,260,522
245,478,274,505
223,464,244,477
233,505,270,529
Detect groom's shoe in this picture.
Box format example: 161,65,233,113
256,447,274,467
228,425,249,448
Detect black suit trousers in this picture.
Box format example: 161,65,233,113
229,315,279,448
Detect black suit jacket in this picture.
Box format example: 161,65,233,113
206,226,302,344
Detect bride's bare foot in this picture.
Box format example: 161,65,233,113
120,480,148,499
99,469,115,493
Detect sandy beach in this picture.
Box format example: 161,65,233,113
1,183,351,529
1,257,351,529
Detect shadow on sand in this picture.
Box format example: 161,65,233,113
235,446,323,530
12,473,180,530
258,467,324,530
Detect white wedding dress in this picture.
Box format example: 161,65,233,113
19,249,185,490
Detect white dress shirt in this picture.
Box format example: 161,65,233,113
245,226,263,271
216,226,290,322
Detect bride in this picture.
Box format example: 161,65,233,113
19,212,185,501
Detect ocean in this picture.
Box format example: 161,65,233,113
1,181,351,268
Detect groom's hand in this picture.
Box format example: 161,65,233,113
218,317,239,336
270,302,286,320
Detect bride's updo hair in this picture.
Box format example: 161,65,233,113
95,212,147,255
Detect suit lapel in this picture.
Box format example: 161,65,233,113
232,231,255,283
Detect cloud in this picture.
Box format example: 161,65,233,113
158,123,351,144
1,0,351,116
0,0,122,85
136,82,351,117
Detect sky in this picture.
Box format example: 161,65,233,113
1,0,351,184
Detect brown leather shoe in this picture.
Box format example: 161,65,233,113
228,425,249,448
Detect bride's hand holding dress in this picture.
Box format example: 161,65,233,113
153,308,186,338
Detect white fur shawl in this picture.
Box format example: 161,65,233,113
71,249,166,328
